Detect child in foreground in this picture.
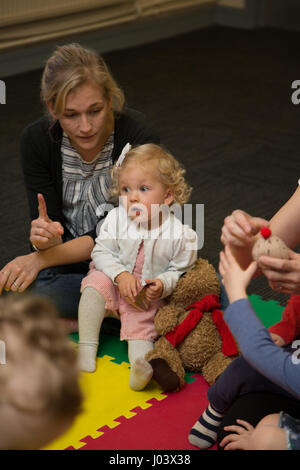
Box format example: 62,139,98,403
189,245,300,450
0,294,82,450
78,143,197,390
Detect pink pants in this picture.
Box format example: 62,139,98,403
81,243,165,341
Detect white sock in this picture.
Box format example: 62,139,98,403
78,341,99,373
128,340,154,391
129,358,153,391
188,403,224,449
78,287,106,373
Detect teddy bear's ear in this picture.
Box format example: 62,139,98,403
169,258,220,308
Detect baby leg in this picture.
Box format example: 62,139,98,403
78,287,106,372
189,403,224,449
128,340,154,391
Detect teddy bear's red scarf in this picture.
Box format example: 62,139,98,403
165,294,238,357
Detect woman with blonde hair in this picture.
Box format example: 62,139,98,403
0,43,159,323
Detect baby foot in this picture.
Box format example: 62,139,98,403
129,358,153,391
78,342,98,373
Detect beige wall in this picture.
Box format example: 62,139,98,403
218,0,245,8
0,0,215,51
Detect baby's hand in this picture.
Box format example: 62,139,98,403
270,332,286,347
144,279,164,301
219,245,257,304
115,272,142,303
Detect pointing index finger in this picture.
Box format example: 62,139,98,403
37,193,49,221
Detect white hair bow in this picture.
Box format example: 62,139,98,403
115,142,132,167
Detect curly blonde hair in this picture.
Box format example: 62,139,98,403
0,294,82,419
110,144,192,205
41,43,125,118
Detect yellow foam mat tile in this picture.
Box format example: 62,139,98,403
44,355,166,450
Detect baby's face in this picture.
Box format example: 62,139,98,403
119,165,173,224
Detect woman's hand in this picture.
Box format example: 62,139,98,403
219,245,257,304
221,209,268,248
144,279,164,301
115,271,142,303
0,252,44,294
219,419,255,450
259,249,300,295
30,194,64,250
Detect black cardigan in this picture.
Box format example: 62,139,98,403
20,109,160,241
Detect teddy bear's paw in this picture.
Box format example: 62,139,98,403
129,358,153,391
149,358,181,392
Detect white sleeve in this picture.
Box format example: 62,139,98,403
157,226,198,298
91,209,127,282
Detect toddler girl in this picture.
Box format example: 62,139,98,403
78,143,198,390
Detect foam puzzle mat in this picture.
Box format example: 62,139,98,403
44,294,284,451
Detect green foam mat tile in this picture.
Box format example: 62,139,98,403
70,332,129,364
249,294,284,328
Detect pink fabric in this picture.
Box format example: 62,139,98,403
81,242,165,341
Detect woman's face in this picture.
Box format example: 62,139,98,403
49,82,113,161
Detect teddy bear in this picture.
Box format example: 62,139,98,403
145,258,239,392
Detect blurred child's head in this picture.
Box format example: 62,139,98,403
0,294,82,450
111,144,192,224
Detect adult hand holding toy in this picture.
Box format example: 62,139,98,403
221,183,300,295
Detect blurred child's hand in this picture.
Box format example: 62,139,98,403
115,271,142,303
145,279,164,301
270,332,286,347
219,245,257,304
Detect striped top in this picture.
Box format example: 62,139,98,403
61,132,114,237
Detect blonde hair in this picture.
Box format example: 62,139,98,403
41,43,125,118
111,143,192,205
0,295,82,419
